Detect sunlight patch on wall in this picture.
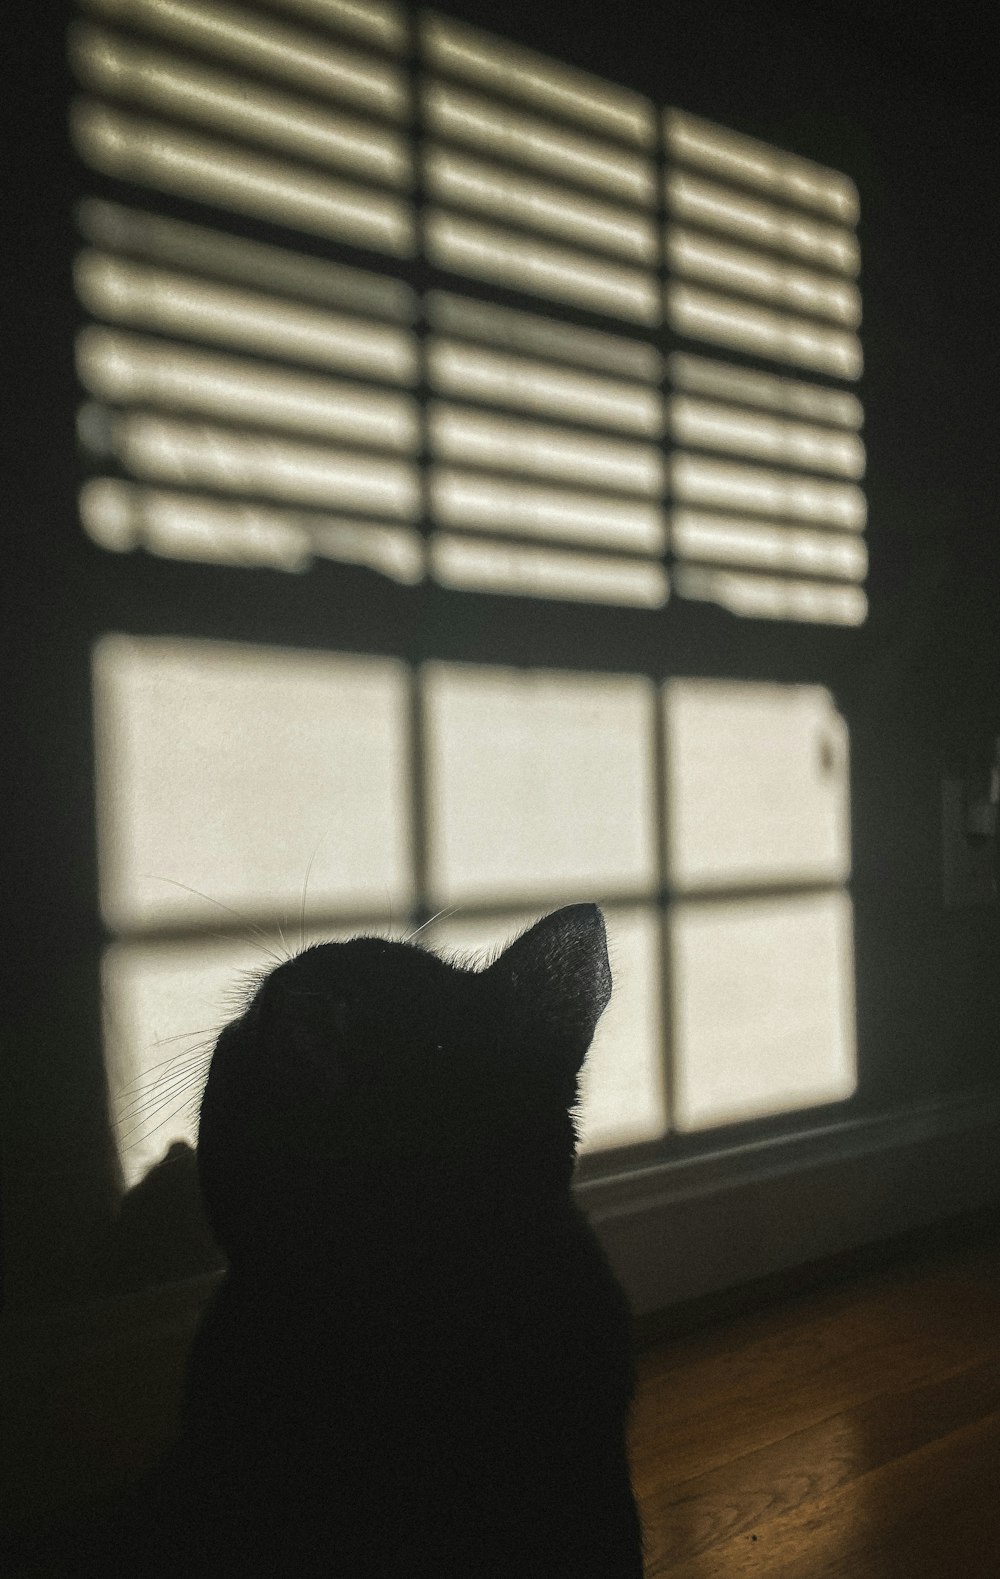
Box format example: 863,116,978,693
673,565,867,625
424,289,667,599
432,474,663,553
92,636,413,931
423,81,654,202
93,641,859,1178
421,13,655,145
72,101,414,253
430,536,668,606
424,212,660,323
80,0,408,114
71,23,411,183
83,408,420,516
428,341,663,436
672,511,866,582
664,681,850,891
670,891,857,1131
423,664,658,908
80,479,424,577
431,406,663,495
74,250,416,377
665,170,859,274
664,109,859,222
77,328,418,446
664,680,857,1128
72,2,867,620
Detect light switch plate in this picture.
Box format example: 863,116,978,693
942,777,998,907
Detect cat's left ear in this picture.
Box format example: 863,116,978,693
487,904,612,1070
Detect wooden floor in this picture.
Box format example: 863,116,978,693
629,1227,1000,1577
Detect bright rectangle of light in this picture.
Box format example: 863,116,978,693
669,352,862,429
78,200,415,321
80,478,425,581
81,0,408,117
432,470,665,553
422,15,654,146
667,227,860,327
674,565,868,625
429,340,663,436
72,101,414,254
671,510,866,581
423,663,659,906
431,536,668,607
663,679,851,891
670,891,857,1131
423,82,655,204
427,907,667,1153
665,109,859,224
72,26,411,186
425,211,660,323
431,404,664,495
74,253,418,382
96,409,420,517
92,635,414,932
77,328,419,450
425,147,656,263
668,284,862,379
666,171,859,275
673,454,865,530
669,395,864,478
427,291,662,382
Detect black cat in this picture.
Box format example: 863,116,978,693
69,904,645,1577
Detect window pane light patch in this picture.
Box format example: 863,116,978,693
423,664,658,907
669,891,857,1131
92,636,414,931
426,907,667,1154
664,680,851,891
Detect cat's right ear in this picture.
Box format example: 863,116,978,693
486,904,612,1070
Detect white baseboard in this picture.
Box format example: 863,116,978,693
577,1086,1000,1317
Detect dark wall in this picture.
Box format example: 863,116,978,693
5,0,999,1307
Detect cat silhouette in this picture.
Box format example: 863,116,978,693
35,904,644,1578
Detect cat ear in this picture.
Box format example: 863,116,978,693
487,904,612,1070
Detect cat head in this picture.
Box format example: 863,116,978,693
197,905,611,1270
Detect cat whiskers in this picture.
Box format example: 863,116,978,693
403,906,458,943
114,1031,217,1150
147,877,290,967
300,841,324,953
